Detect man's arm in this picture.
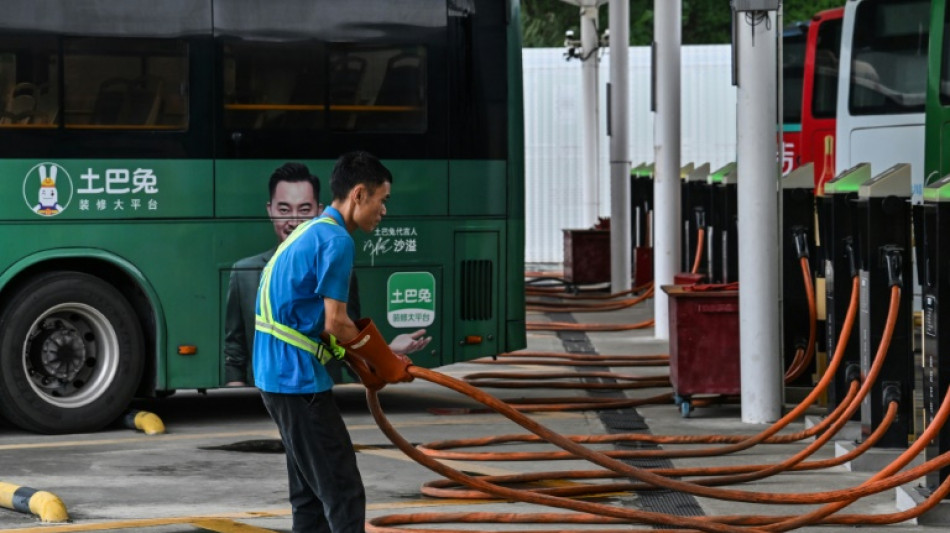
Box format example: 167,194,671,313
324,297,360,344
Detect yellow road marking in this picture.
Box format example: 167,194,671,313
0,509,290,533
0,496,520,533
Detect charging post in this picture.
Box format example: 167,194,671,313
781,163,817,388
631,163,655,287
681,163,710,276
855,164,912,448
920,175,950,487
820,163,870,417
708,163,738,284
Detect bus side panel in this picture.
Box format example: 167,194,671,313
351,265,443,372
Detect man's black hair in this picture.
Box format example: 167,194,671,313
329,151,392,202
268,162,320,201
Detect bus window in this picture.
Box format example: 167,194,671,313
783,30,806,126
0,36,59,128
849,0,929,115
222,40,326,131
812,18,842,119
329,45,427,133
63,38,188,130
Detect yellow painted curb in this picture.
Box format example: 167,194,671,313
0,481,68,522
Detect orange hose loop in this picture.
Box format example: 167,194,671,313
366,380,767,533
420,386,887,501
386,364,945,512
418,381,862,465
784,256,817,383
368,286,950,530
472,350,669,368
691,227,705,274
463,370,670,390
498,392,675,413
525,281,654,300
493,350,669,360
526,287,654,312
526,318,655,332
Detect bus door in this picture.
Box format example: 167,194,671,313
800,8,843,193
835,0,930,203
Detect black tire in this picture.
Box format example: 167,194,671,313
0,272,145,434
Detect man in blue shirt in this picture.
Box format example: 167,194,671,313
253,152,395,533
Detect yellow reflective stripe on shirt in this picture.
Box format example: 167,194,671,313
255,216,344,363
259,218,320,322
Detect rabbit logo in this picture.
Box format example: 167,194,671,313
22,163,72,217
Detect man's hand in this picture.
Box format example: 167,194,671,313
389,329,432,355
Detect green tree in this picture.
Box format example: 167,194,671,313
521,0,847,47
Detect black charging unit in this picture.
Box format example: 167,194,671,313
631,163,654,288
681,163,710,275
819,163,870,417
781,163,817,388
707,163,738,284
855,164,912,448
919,175,950,488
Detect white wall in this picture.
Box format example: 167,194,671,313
523,45,737,263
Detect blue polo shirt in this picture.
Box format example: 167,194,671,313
253,207,353,393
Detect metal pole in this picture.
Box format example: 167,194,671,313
608,0,631,292
581,6,601,224
652,0,681,339
736,9,782,423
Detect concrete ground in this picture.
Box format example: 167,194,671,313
0,286,948,532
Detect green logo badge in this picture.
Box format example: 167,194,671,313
387,272,435,328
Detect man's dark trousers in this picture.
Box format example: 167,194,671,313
261,390,366,533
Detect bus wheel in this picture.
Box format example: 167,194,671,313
0,272,145,434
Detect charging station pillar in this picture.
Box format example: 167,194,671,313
706,162,737,284
921,176,950,488
781,163,817,388
820,163,870,417
856,164,912,448
631,163,655,288
682,163,710,277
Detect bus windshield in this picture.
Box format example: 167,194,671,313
848,0,929,115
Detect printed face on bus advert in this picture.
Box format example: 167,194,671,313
267,181,319,242
354,182,390,233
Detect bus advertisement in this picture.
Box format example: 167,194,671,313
0,0,526,434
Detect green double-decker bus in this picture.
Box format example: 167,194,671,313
0,0,526,433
